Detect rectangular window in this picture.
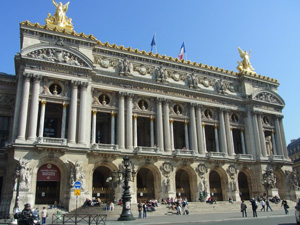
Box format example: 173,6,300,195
0,116,10,148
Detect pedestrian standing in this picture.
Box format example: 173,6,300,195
177,204,181,215
260,199,265,211
281,199,289,214
41,207,48,225
266,199,273,212
250,198,258,217
241,200,247,217
110,202,114,211
142,202,147,218
138,202,142,219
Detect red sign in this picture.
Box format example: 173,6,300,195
37,164,61,181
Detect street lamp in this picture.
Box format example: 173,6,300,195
117,156,136,221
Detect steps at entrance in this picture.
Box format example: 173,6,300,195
67,200,295,219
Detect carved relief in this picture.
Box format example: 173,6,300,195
133,64,152,75
262,166,276,189
285,170,299,190
187,73,200,89
254,92,280,104
155,65,168,83
227,164,237,192
160,162,173,178
199,76,215,88
94,56,115,68
118,57,133,76
18,158,31,190
196,163,208,176
27,48,89,67
68,160,86,190
216,79,227,94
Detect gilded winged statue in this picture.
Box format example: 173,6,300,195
236,47,255,73
45,0,73,30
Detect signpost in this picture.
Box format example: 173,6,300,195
74,181,81,225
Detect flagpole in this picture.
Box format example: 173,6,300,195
184,41,187,61
155,32,157,54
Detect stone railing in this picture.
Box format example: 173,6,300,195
91,143,118,151
269,155,285,161
36,137,68,146
133,146,159,154
172,149,195,156
206,151,227,159
235,154,254,161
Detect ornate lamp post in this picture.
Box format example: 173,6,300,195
116,156,136,221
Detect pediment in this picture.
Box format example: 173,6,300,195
251,90,285,106
21,44,93,69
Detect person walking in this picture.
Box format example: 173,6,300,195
142,202,147,218
182,199,188,215
260,199,265,211
177,204,181,215
138,202,143,219
250,198,258,217
281,199,289,214
241,200,247,217
266,199,273,212
41,206,48,225
110,202,114,211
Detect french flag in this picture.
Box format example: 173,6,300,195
178,42,186,60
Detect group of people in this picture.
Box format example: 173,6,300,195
161,197,189,215
241,196,288,218
83,197,101,207
14,203,48,225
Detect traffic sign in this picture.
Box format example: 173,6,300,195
74,189,81,196
74,181,81,189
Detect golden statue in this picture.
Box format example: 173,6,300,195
45,0,73,30
236,47,255,73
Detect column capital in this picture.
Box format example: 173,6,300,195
133,114,138,119
197,104,203,109
111,111,116,117
190,102,197,107
71,80,80,87
184,120,189,125
150,115,155,121
62,102,67,108
202,123,205,127
23,72,33,80
170,118,174,124
219,107,226,112
276,114,284,119
80,81,89,88
33,74,42,81
41,100,46,105
92,109,97,115
214,124,218,129
240,128,244,132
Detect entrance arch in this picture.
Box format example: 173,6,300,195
238,172,250,200
175,169,191,201
274,169,286,199
35,164,61,204
137,168,155,202
93,166,114,203
209,170,223,201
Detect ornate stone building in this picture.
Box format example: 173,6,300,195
0,4,297,213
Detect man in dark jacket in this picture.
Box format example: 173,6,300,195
250,198,258,217
14,203,36,225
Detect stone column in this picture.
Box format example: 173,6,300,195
202,124,207,152
189,104,198,153
78,82,88,144
163,100,171,152
91,110,97,144
252,112,262,159
117,92,125,149
17,73,31,140
156,98,164,151
61,103,67,139
257,114,267,157
68,80,79,144
240,129,246,154
271,130,277,155
38,100,46,138
111,112,116,145
224,110,234,156
28,75,42,140
244,109,256,158
170,119,174,150
196,105,205,154
150,116,154,147
184,120,190,150
279,116,288,158
126,94,133,150
218,108,228,154
214,124,220,152
133,114,138,148
274,116,283,156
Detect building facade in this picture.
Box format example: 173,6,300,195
288,138,300,187
0,7,297,213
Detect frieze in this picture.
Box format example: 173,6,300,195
187,73,200,89
168,71,185,82
26,48,89,68
118,57,133,77
254,92,280,104
94,56,117,68
133,64,153,75
199,76,215,88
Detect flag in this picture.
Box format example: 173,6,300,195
178,42,186,60
150,34,156,52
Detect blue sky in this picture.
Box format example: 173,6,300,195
1,0,299,143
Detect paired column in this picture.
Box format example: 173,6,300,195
196,105,205,154
117,92,125,149
257,113,267,157
278,117,288,158
214,125,220,152
78,82,88,144
156,98,164,151
150,116,155,147
17,73,32,140
218,108,228,154
202,124,207,152
61,103,67,139
170,119,174,150
184,120,190,150
271,130,277,155
91,110,97,144
163,100,171,152
189,104,198,153
133,114,138,148
111,112,116,144
38,101,46,138
240,129,246,154
68,80,79,143
126,94,133,150
28,75,42,140
224,110,234,156
251,112,262,158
